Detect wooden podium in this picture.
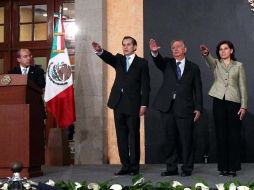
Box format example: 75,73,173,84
0,74,44,178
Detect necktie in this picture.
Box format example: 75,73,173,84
23,68,28,75
176,62,181,80
126,56,131,72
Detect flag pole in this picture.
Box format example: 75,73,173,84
59,5,63,20
53,6,65,54
45,4,75,164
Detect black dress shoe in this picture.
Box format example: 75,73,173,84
114,169,130,176
219,171,229,176
228,171,237,177
161,170,178,176
180,171,192,177
129,170,139,176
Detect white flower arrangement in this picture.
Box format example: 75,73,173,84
88,182,100,190
172,180,183,187
195,182,209,190
109,184,122,190
0,175,253,190
248,0,254,11
45,179,55,187
216,183,225,190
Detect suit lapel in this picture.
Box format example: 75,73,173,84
170,59,178,80
28,66,34,76
16,66,22,74
121,56,126,72
127,55,137,73
180,60,191,80
171,59,191,81
222,61,235,72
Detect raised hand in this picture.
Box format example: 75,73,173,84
200,45,209,56
92,41,102,52
149,38,160,53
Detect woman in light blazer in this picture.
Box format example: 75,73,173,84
200,41,247,177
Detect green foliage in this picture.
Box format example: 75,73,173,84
157,181,173,190
194,177,209,187
174,185,185,190
131,173,143,184
129,174,153,190
4,174,254,190
98,180,112,190
224,180,241,190
55,180,69,190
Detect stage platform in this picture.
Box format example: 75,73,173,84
30,164,254,187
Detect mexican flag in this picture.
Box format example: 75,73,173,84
44,13,76,128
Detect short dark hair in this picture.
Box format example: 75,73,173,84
122,36,137,46
16,48,31,58
16,49,22,58
216,40,237,61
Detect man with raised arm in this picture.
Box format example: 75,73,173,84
149,39,202,177
92,36,150,176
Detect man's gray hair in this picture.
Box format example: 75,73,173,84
170,40,186,49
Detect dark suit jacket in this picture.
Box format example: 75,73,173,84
9,65,46,89
99,50,150,115
152,53,203,117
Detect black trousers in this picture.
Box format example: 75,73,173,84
213,97,242,172
113,94,140,172
161,102,194,173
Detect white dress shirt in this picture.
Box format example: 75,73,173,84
20,65,30,75
176,58,186,76
151,51,186,76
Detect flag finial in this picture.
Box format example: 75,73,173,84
59,5,63,16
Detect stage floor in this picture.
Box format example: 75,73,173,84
30,164,254,187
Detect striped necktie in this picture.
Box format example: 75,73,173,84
23,68,28,75
176,62,181,80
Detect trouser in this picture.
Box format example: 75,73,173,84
213,97,242,171
113,107,140,171
161,102,194,172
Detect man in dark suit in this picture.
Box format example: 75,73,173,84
149,39,203,177
9,48,45,89
92,36,150,176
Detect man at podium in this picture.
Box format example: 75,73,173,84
9,48,45,89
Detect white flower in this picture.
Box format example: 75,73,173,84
23,182,31,190
133,177,145,186
74,182,82,190
172,181,183,188
216,183,225,190
88,183,100,190
45,179,55,186
0,183,8,190
195,183,209,190
237,186,250,190
110,184,122,190
229,183,237,190
184,188,192,190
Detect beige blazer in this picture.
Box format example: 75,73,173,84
204,54,247,109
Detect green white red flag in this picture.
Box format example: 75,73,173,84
44,13,76,128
